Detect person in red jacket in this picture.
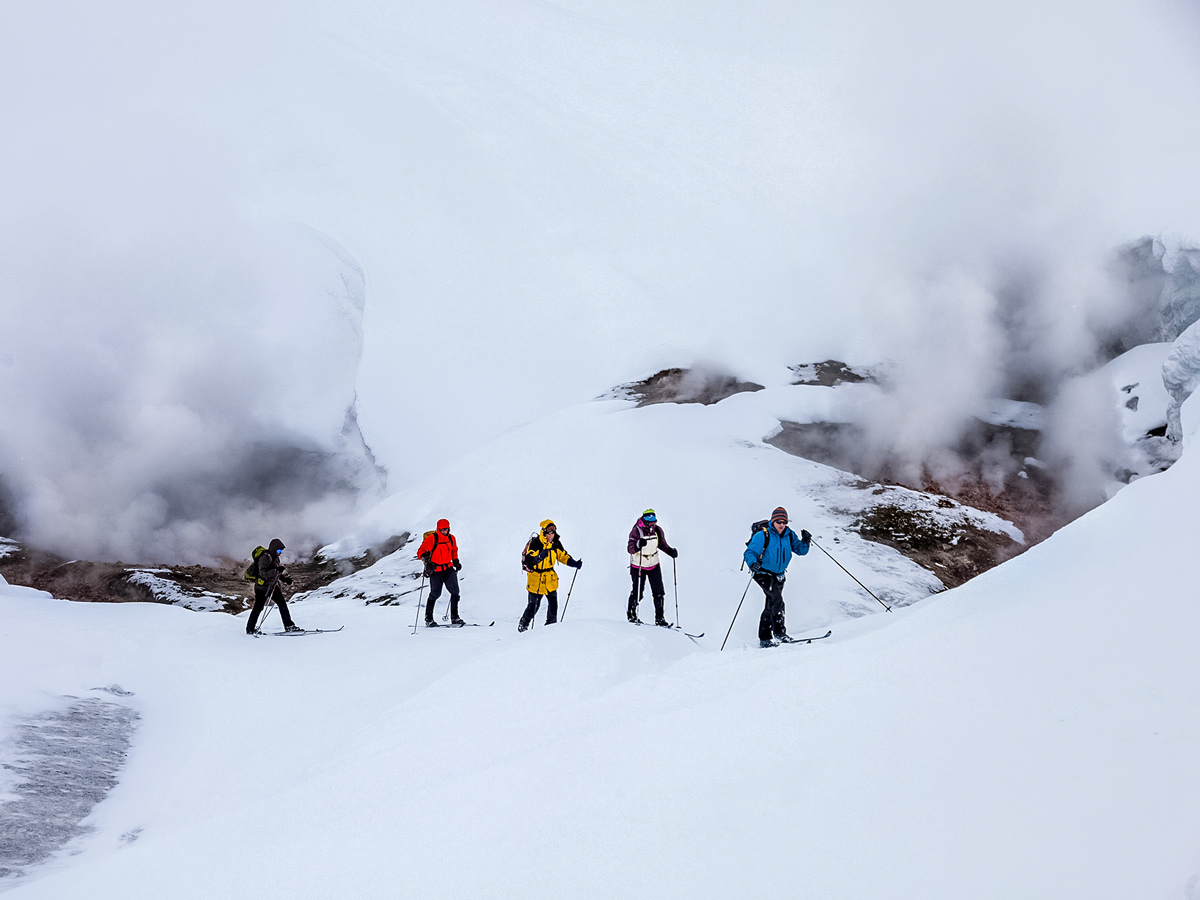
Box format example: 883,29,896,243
417,519,463,626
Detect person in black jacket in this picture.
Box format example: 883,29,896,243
246,538,302,635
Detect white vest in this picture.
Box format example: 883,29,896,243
630,526,660,569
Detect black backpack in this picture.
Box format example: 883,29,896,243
742,520,772,569
521,534,540,572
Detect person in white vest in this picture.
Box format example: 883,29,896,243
625,508,678,626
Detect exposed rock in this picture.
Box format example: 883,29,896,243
789,360,880,387
0,539,361,614
609,367,764,407
849,494,1023,589
313,532,412,577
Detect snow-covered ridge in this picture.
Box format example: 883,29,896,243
3,386,1200,898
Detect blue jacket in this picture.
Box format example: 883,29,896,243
744,525,809,575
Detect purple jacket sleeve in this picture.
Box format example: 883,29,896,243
626,523,642,555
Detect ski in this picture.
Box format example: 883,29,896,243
427,621,494,628
779,629,832,644
261,626,345,636
631,621,703,640
629,620,703,638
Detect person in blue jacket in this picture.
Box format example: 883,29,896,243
743,506,811,647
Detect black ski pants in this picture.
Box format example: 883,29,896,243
247,582,295,632
520,589,558,629
627,566,666,622
754,571,787,641
425,569,461,621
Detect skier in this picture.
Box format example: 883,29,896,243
417,519,463,626
519,519,582,632
246,538,302,635
626,508,678,626
742,507,811,647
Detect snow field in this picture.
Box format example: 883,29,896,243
4,389,1200,897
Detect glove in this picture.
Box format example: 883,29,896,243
422,563,433,578
750,562,762,575
453,559,462,571
569,558,583,569
638,537,648,548
801,529,812,543
665,547,678,559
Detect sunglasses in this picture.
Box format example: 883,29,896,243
543,526,556,534
643,514,656,522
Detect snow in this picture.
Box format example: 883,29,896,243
1100,341,1174,441
1166,319,1200,441
5,0,1200,895
3,391,1200,897
977,398,1045,430
124,571,231,613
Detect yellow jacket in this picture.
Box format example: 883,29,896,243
524,519,574,594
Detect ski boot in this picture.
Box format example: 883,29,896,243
425,618,439,628
284,624,304,633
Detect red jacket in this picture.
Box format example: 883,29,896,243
418,519,459,571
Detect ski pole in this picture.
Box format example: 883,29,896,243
720,574,756,651
812,538,891,612
560,567,580,622
259,573,279,631
634,547,646,622
411,574,427,634
672,556,679,629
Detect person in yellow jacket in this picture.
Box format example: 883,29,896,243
519,519,582,632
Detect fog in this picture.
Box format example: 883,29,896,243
2,0,1199,560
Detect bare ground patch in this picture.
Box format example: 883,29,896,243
0,533,410,614
606,367,764,407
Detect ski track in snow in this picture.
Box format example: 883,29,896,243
0,695,139,883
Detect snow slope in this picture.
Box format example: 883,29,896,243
3,391,1200,898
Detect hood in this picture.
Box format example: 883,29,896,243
268,538,285,553
539,519,555,532
436,518,450,531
